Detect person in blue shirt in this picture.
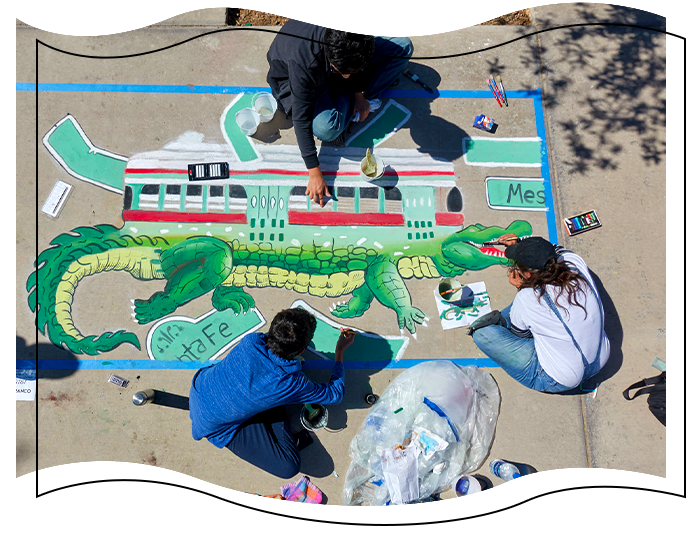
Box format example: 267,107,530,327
189,308,354,478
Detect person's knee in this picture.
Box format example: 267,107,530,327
471,327,494,353
272,456,301,480
313,112,343,142
396,37,414,59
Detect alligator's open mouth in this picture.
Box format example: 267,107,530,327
464,234,533,259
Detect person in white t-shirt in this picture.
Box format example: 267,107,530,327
471,235,610,393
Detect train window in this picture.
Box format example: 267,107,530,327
310,185,334,211
360,187,379,213
139,184,160,210
447,187,463,213
208,185,225,212
228,185,247,213
384,186,403,214
335,186,355,213
163,184,181,211
123,186,133,210
289,186,308,211
185,184,203,211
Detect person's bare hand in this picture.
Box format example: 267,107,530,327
335,329,356,361
498,233,519,246
306,167,330,207
354,93,370,122
508,268,524,289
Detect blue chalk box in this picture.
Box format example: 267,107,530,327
473,114,495,132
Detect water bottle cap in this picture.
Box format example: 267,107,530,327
512,473,521,479
455,478,469,495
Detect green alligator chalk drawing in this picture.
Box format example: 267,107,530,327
29,97,534,356
28,219,531,354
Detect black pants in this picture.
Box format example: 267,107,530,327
225,406,301,479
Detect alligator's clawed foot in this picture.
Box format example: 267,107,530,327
133,293,178,324
397,306,426,335
212,286,255,315
331,298,369,319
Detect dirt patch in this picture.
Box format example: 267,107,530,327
226,2,530,26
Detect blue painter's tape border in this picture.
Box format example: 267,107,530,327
18,358,497,370
531,88,558,245
21,82,552,370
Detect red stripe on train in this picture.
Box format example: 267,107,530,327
287,211,405,226
123,210,248,224
122,210,463,226
124,168,454,177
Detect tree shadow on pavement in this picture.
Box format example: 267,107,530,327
16,336,78,380
519,4,666,176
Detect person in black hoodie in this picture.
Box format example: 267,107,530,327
267,20,413,207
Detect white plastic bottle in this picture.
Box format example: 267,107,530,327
489,459,521,481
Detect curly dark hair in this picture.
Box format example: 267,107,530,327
266,308,317,359
511,257,591,318
323,28,375,74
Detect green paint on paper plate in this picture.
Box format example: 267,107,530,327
465,139,542,165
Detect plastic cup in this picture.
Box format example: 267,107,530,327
252,92,278,122
360,154,384,181
235,108,261,136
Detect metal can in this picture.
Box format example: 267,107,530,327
132,389,156,406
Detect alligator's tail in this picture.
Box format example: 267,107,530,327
27,224,169,355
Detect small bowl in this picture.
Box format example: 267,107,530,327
252,92,277,123
360,154,384,181
235,108,261,136
438,277,475,307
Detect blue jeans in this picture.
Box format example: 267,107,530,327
313,36,413,141
472,305,574,393
226,406,300,479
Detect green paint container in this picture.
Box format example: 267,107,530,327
300,403,329,432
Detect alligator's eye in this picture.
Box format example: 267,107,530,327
251,196,257,207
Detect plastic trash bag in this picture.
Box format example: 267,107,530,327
342,361,500,505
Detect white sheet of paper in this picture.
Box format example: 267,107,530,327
433,281,492,330
16,368,36,401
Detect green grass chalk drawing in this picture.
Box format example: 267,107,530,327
42,115,128,193
292,300,409,362
146,307,266,361
346,100,411,148
463,137,543,167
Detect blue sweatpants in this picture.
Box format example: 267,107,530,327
225,406,301,479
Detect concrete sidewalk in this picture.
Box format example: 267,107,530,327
16,3,668,510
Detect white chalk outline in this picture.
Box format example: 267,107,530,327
42,114,128,194
291,299,410,361
344,99,412,148
484,176,547,212
145,307,266,361
462,136,543,167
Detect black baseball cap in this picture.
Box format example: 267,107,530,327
505,237,556,270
